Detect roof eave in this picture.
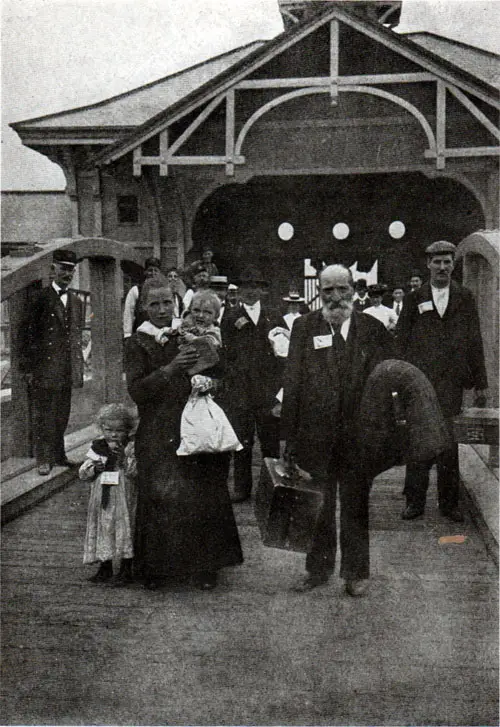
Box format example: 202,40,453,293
92,4,500,170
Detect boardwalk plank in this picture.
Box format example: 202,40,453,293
1,464,498,726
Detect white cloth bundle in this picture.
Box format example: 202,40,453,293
176,375,243,456
268,326,291,358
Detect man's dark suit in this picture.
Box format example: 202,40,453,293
221,302,283,496
21,285,84,466
395,280,487,512
281,310,392,580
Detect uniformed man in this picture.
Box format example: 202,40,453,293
20,249,84,475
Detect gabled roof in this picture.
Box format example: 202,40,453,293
404,32,499,89
11,40,265,131
90,4,499,167
13,3,499,167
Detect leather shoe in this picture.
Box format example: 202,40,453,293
345,579,369,597
37,463,51,476
440,507,464,523
401,505,424,520
55,458,76,468
293,573,329,593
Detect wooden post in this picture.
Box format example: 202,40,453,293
9,285,39,458
89,257,124,404
330,20,339,105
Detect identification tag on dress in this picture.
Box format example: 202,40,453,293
100,471,120,485
313,334,333,349
418,301,434,314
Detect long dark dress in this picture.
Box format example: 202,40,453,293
125,331,243,581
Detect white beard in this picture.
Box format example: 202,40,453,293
321,300,353,327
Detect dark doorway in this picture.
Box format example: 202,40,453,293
191,172,484,305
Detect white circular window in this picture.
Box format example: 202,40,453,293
332,222,350,240
389,221,406,239
278,222,294,241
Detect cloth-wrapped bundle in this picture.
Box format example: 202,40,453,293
358,358,450,478
176,375,243,456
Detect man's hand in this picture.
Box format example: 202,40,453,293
22,372,34,385
94,460,106,473
474,388,488,407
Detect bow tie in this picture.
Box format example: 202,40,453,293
57,288,68,296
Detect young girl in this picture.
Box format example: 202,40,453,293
79,403,137,585
178,289,222,349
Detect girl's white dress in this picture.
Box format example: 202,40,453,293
79,440,137,564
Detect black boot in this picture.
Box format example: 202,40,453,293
88,560,113,583
114,558,134,586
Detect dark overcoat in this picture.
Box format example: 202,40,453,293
221,302,283,413
281,309,393,474
20,285,83,388
125,332,243,580
394,280,487,417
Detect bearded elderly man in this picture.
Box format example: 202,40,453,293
281,264,393,596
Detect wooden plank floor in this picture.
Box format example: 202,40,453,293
1,461,498,726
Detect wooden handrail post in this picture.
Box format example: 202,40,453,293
89,257,124,405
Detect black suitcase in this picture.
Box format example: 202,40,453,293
255,457,325,553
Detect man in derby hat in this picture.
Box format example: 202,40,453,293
363,284,398,331
352,278,371,311
221,266,283,502
395,240,488,522
20,249,84,475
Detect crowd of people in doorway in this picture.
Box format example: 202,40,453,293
19,241,488,596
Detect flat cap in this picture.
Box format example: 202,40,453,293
425,240,457,256
228,283,238,291
53,249,77,266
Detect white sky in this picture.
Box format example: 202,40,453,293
2,0,499,190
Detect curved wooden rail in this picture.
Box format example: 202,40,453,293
1,237,145,302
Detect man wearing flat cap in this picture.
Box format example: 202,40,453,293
221,266,282,502
20,249,84,475
395,240,488,522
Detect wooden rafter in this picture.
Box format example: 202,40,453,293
330,20,339,105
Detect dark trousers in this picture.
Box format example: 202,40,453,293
404,443,460,513
232,405,280,495
306,466,370,581
31,385,72,465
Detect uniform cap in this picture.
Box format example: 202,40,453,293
53,249,77,267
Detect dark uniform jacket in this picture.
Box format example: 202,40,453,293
221,302,283,412
281,309,392,473
20,285,84,389
394,281,487,417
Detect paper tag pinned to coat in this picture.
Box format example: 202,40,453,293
418,301,434,314
234,316,249,330
313,334,332,349
100,471,120,485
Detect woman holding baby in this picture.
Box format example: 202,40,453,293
125,277,242,591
